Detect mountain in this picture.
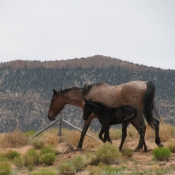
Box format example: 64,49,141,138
0,55,175,133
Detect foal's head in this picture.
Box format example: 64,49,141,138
83,98,102,120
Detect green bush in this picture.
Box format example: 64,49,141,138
5,150,20,160
25,130,36,137
0,161,11,175
121,148,134,157
23,149,39,171
94,143,121,164
13,156,23,169
0,153,8,162
39,153,56,165
152,147,171,161
40,146,57,155
88,164,126,175
30,138,45,149
57,161,76,175
29,168,57,175
72,156,86,171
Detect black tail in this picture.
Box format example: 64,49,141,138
143,81,160,129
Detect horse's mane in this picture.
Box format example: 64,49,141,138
58,83,103,96
82,83,103,96
58,87,82,95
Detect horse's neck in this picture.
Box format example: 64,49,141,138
63,90,83,107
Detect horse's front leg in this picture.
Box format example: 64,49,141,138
77,115,94,149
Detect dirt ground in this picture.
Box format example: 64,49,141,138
1,136,174,175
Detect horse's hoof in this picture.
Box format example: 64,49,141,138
134,147,140,152
144,148,147,152
76,147,83,151
158,143,164,147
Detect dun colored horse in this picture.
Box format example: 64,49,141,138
48,81,163,151
83,98,144,151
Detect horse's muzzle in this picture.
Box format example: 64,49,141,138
48,114,56,121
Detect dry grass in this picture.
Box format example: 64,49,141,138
61,129,100,149
145,123,175,141
41,128,59,146
0,128,28,148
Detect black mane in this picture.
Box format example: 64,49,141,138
58,87,82,95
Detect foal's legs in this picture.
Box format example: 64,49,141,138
99,124,107,142
99,124,111,143
103,126,112,143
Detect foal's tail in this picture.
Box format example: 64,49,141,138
143,81,160,129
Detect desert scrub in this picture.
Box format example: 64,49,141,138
92,143,121,164
109,128,122,140
72,156,86,171
30,138,45,149
23,148,39,171
13,156,23,169
25,130,36,137
5,150,20,161
29,168,57,175
0,128,28,148
57,155,86,175
40,146,58,155
152,147,171,161
121,147,134,157
57,161,76,175
168,144,175,153
0,153,8,162
88,164,126,175
0,161,11,175
39,153,56,165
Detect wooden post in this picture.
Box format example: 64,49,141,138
58,113,62,143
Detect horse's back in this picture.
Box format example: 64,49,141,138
84,81,147,111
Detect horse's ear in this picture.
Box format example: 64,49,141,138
53,89,57,95
60,88,62,91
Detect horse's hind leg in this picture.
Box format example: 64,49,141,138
154,119,163,147
132,118,146,151
137,126,147,152
119,122,129,151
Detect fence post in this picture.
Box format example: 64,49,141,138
58,112,62,143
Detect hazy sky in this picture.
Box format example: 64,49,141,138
0,1,175,69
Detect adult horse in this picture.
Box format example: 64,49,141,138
48,81,163,151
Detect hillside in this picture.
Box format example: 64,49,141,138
0,55,175,132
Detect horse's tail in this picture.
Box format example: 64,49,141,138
143,81,160,129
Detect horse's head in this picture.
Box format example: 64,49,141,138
48,89,65,121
